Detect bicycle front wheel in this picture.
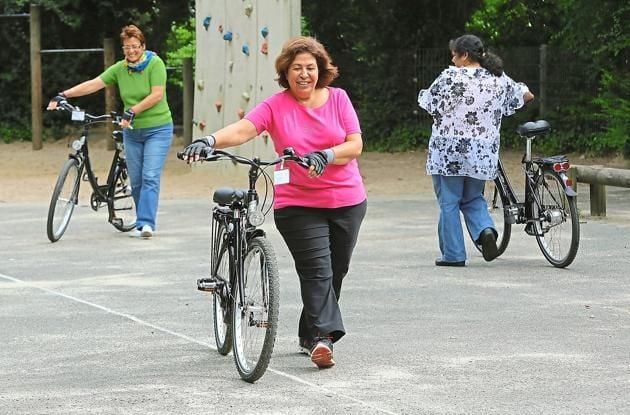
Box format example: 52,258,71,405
232,236,279,383
471,180,511,256
108,160,136,232
47,158,81,242
534,171,580,268
212,222,233,355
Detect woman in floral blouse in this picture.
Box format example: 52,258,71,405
418,34,534,267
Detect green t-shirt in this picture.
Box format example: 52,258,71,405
99,55,172,129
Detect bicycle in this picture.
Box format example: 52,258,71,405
47,101,136,242
177,147,309,383
472,120,580,268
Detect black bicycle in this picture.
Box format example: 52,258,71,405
47,101,135,242
178,147,308,382
473,120,580,268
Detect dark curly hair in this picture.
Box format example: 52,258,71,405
275,36,339,89
449,34,503,76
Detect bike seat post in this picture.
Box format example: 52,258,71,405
524,137,534,163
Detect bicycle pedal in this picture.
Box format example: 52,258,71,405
197,278,220,292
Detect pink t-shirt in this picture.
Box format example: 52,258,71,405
245,87,367,209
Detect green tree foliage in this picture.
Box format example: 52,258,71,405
165,17,196,87
467,0,630,156
302,0,483,150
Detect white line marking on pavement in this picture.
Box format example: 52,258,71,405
0,272,399,415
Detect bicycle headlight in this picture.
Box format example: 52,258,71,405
248,210,265,227
71,139,84,151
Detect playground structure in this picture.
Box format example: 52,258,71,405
193,0,301,164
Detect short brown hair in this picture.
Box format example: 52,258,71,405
120,24,146,45
275,36,339,89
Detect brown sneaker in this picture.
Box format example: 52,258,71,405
310,337,335,368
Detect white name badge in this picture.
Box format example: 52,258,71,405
71,110,85,121
274,168,290,185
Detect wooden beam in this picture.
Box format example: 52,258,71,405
30,4,42,150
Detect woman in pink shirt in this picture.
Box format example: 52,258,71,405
182,36,367,369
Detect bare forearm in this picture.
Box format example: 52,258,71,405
330,134,363,164
62,78,105,98
129,87,164,113
210,119,258,148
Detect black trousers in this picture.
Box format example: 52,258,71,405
274,199,367,343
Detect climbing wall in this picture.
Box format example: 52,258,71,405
193,0,301,164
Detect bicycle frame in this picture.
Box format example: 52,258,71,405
494,134,576,229
69,126,126,210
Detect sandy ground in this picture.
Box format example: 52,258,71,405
1,133,628,204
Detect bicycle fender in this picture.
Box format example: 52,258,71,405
247,229,266,240
564,186,577,197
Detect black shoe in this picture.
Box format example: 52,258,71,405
478,228,498,262
435,259,466,267
311,337,335,368
299,337,313,356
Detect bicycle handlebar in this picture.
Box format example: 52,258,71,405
53,100,123,126
176,147,310,169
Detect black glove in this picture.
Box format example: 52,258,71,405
51,92,67,105
122,109,135,124
182,135,216,160
304,150,329,176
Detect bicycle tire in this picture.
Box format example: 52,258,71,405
108,159,136,232
533,171,580,268
212,222,233,355
232,236,279,383
47,158,81,242
470,180,511,257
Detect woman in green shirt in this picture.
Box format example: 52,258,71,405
47,24,173,239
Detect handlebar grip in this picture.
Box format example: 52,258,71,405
177,148,219,161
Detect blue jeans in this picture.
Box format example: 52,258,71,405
123,123,173,230
431,175,495,262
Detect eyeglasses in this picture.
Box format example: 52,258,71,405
122,44,143,51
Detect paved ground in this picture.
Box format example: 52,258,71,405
1,186,629,414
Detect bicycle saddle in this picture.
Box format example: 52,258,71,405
213,187,247,205
516,120,551,137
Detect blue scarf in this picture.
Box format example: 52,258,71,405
125,51,156,73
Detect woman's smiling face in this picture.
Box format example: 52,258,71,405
122,37,145,63
286,52,319,101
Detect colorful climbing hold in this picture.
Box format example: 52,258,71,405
242,43,250,56
242,92,250,102
237,108,245,119
261,41,268,55
218,24,224,34
223,31,233,41
203,16,211,30
261,26,269,38
215,100,223,112
196,80,204,90
199,120,206,130
244,4,254,17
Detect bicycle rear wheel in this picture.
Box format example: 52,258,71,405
212,223,233,355
471,180,511,256
47,158,81,242
534,171,580,268
108,160,136,232
232,236,279,383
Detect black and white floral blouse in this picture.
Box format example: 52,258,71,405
418,66,529,180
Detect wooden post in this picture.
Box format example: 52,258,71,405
103,38,116,150
182,57,193,145
539,44,547,118
30,4,42,150
590,184,607,217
